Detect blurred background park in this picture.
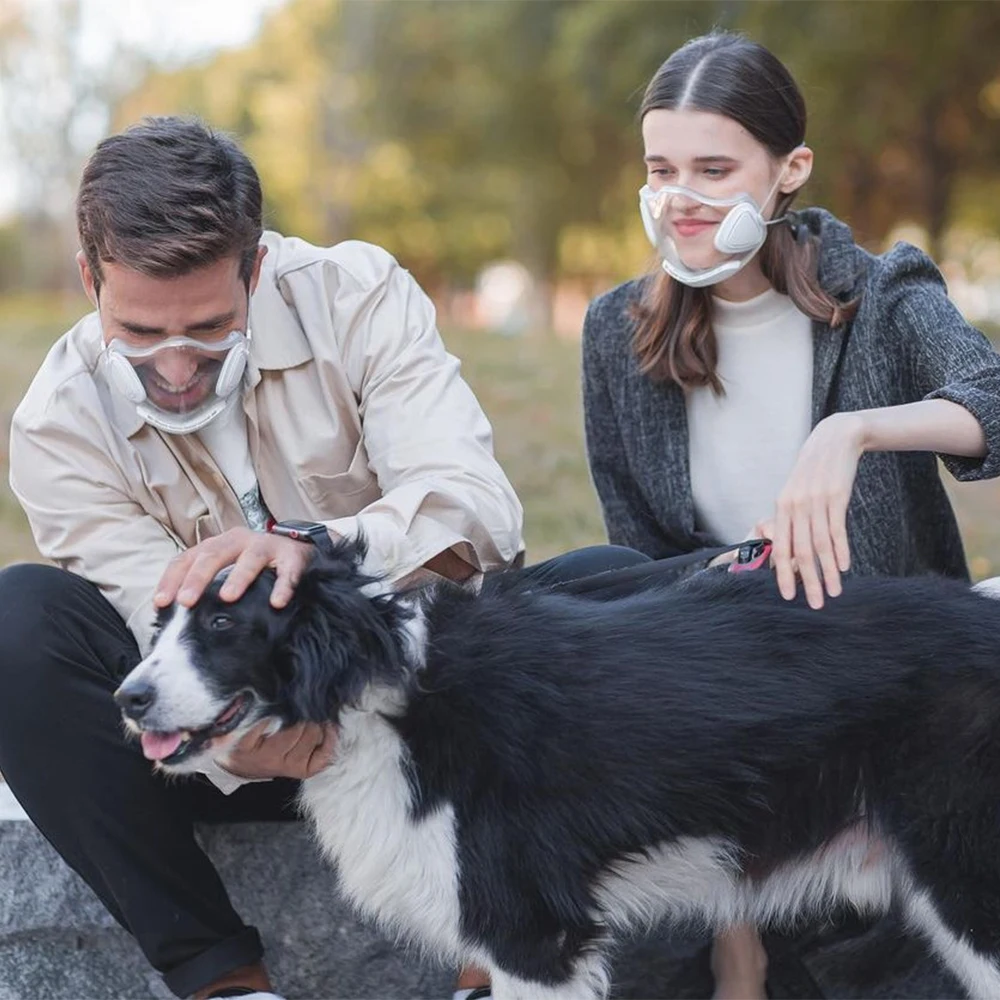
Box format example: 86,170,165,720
2,0,1000,573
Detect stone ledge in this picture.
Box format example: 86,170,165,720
0,814,451,999
0,785,965,999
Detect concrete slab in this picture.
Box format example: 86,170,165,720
0,815,967,999
0,786,27,822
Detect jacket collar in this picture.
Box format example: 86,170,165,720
245,239,314,375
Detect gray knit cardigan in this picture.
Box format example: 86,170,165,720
582,208,1000,580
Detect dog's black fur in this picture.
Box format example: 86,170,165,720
127,540,1000,997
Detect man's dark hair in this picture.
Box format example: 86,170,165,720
76,116,263,292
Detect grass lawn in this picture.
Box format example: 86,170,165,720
0,297,998,578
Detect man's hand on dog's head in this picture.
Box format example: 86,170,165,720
154,526,322,610
220,720,338,781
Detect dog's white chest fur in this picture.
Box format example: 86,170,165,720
299,703,464,960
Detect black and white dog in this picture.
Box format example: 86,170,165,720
116,540,1000,1000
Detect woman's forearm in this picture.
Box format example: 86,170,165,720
852,399,987,458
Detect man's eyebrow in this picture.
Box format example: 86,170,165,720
118,320,166,336
183,310,238,333
116,311,239,336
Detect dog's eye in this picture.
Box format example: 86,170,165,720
209,614,234,631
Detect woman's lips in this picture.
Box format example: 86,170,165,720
672,219,716,238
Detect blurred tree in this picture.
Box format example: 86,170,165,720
0,0,145,289
118,0,732,317
741,0,1000,257
98,0,1000,297
350,0,733,320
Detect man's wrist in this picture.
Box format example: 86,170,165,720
268,519,336,558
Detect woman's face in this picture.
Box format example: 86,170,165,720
642,108,793,272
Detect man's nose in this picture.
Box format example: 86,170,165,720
154,350,199,388
114,680,157,720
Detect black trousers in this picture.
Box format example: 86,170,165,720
0,544,656,997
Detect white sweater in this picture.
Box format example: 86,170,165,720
686,287,813,543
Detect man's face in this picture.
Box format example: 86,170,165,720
79,254,257,415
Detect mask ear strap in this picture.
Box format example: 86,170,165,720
761,168,789,226
763,152,805,228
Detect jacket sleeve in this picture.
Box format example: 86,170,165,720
581,303,679,558
883,244,1000,481
320,251,523,581
9,391,180,655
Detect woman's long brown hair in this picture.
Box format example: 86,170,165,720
631,32,858,393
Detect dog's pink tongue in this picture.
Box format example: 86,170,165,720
140,731,183,761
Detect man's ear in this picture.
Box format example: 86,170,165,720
77,251,98,308
248,244,268,295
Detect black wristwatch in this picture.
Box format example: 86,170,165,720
268,519,336,559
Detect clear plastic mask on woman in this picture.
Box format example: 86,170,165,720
638,170,787,288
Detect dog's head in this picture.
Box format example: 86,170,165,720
114,537,413,774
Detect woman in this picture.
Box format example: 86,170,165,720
582,30,1000,1000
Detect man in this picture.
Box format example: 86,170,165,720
1,116,654,1000
0,116,527,1000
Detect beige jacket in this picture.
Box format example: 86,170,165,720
10,234,523,654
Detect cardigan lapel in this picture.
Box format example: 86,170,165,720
810,319,847,426
623,361,700,541
807,206,863,425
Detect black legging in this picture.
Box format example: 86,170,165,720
0,543,713,997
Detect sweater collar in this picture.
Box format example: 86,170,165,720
794,207,864,299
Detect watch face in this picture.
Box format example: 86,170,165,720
278,520,319,532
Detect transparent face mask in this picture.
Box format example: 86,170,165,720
103,327,250,435
638,170,787,288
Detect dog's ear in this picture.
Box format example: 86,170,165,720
277,556,411,723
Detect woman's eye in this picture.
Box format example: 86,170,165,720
210,614,234,631
704,168,729,179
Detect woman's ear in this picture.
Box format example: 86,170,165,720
781,145,814,195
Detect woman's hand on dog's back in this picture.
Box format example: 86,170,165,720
154,526,321,611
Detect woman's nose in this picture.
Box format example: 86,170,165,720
670,187,703,213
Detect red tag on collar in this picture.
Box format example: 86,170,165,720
729,539,773,573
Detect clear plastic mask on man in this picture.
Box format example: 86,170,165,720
638,168,788,288
103,321,250,435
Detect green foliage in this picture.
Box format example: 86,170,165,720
740,0,1000,255
109,0,1000,292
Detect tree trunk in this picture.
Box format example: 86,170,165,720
921,94,953,262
